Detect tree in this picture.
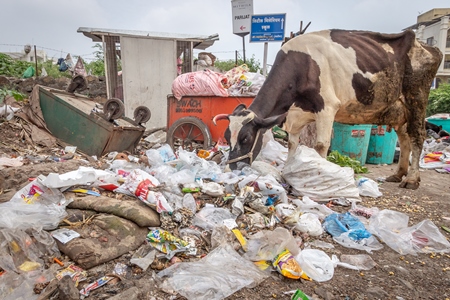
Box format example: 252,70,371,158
427,84,450,116
214,54,262,73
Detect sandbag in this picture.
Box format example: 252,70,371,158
55,214,148,269
67,195,160,227
282,146,360,202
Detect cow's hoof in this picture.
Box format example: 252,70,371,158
385,175,402,182
399,180,419,190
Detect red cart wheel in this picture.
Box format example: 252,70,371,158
167,117,212,151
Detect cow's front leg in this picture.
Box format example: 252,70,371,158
313,115,334,157
287,131,300,160
385,124,410,183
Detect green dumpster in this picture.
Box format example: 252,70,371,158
38,86,145,157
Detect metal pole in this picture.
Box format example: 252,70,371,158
235,50,238,66
263,42,268,76
242,36,246,63
34,45,38,77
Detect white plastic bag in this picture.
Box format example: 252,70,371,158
193,207,236,230
282,146,360,202
295,213,324,236
356,177,382,198
294,249,334,282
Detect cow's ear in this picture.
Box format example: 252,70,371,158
254,112,288,129
232,104,247,114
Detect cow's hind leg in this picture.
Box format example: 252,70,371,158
386,124,410,183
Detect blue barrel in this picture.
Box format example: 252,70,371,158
330,122,372,165
366,125,398,165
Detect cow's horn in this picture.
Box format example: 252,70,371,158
213,114,229,125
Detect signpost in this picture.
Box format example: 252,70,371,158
231,0,253,62
250,13,286,75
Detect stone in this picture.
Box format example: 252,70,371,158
314,286,335,300
108,287,140,300
57,275,79,300
0,75,10,87
366,286,389,299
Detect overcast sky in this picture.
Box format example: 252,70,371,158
1,0,449,68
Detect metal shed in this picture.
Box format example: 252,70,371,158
77,27,219,129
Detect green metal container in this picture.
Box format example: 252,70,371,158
366,125,398,165
330,122,372,165
38,86,144,157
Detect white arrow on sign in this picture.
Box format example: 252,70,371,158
281,17,284,30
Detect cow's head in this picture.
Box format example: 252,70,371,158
213,104,287,170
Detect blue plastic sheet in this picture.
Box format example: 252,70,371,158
323,212,371,241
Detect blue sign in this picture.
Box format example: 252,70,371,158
250,13,286,42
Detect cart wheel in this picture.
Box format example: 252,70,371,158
103,98,125,121
167,117,212,151
133,106,151,124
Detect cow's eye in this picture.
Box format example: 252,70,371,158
288,83,293,90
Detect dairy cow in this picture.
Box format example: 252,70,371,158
214,29,442,189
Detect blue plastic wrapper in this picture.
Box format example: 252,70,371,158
323,212,371,241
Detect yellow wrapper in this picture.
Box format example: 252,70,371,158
273,249,311,280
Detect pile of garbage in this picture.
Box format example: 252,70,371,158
421,116,450,172
1,128,449,300
171,64,266,100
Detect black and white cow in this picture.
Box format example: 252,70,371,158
214,29,442,190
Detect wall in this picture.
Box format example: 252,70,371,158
121,37,176,129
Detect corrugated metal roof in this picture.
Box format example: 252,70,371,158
77,27,219,50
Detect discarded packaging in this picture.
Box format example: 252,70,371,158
56,264,87,286
273,249,310,280
356,177,382,198
79,276,114,297
51,228,80,244
147,229,191,259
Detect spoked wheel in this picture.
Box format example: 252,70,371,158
103,98,125,121
167,117,212,151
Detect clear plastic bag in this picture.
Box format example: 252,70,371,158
192,207,236,230
243,227,300,261
158,244,268,300
368,209,450,255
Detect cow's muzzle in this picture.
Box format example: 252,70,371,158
226,129,262,165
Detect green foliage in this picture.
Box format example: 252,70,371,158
427,84,450,116
0,87,25,105
327,150,368,174
38,60,71,78
84,43,121,76
0,53,33,77
214,54,262,73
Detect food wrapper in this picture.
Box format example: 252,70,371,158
272,249,310,280
79,276,113,296
56,264,87,287
147,229,191,259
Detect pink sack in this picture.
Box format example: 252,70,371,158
172,69,229,100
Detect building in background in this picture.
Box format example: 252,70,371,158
1,44,48,63
405,8,450,87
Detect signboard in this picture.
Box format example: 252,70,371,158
231,0,253,37
250,13,286,42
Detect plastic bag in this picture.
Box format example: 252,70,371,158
332,254,377,270
356,177,382,198
172,69,229,100
295,213,324,236
158,244,268,300
282,146,360,202
244,227,300,262
120,169,173,213
192,207,236,230
295,249,334,282
324,212,383,253
22,66,35,78
368,209,450,255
